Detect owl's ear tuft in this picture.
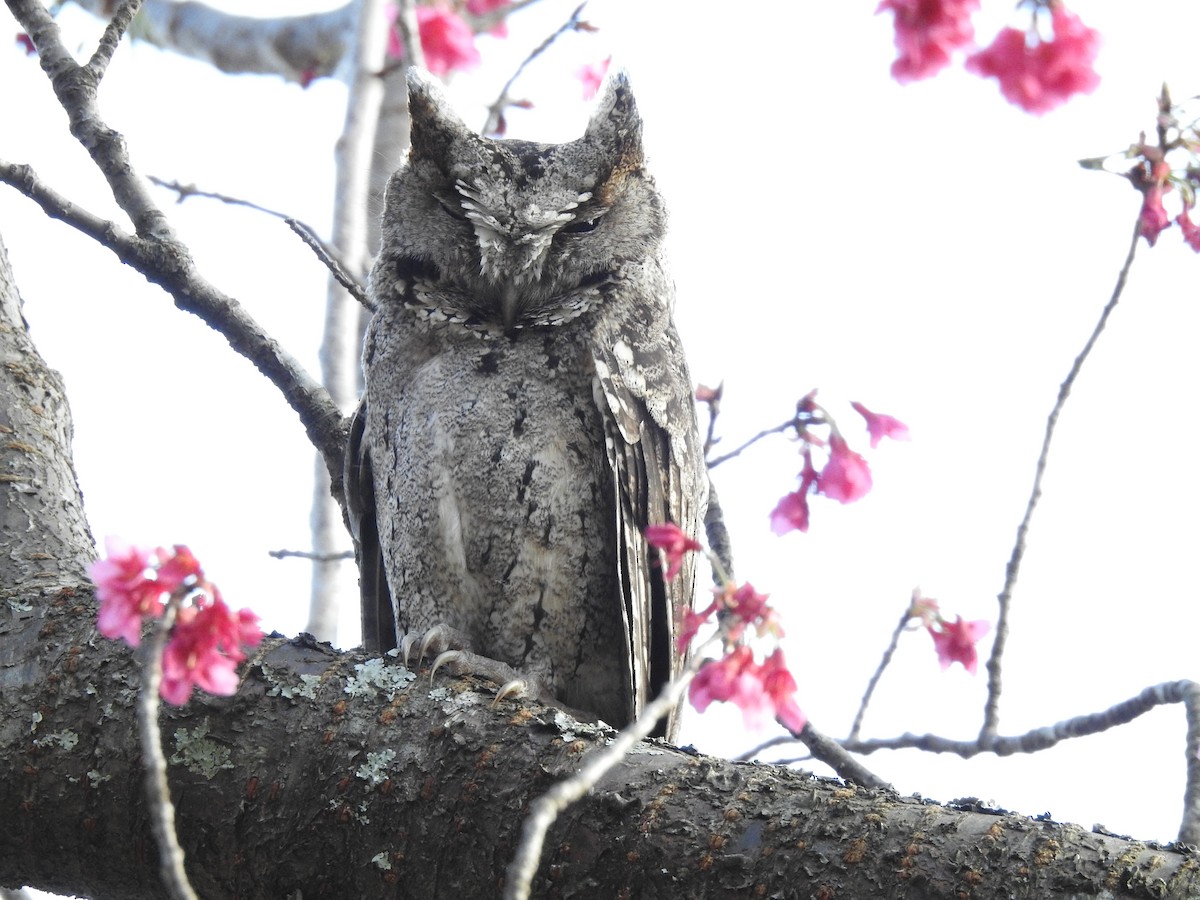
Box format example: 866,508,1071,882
406,68,472,164
584,69,643,167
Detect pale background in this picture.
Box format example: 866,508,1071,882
2,0,1198,850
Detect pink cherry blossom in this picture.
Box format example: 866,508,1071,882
159,595,264,704
769,490,810,535
851,401,911,448
877,0,978,83
965,5,1100,115
645,522,702,579
816,436,873,504
760,649,807,734
90,538,163,646
1140,190,1171,246
16,33,36,55
722,582,782,642
1178,209,1200,252
91,540,263,702
156,544,203,594
928,615,990,674
770,448,818,535
690,645,806,732
677,600,718,653
689,646,772,728
1136,160,1173,246
466,0,509,36
577,57,611,101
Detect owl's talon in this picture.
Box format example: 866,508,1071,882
491,679,528,707
399,632,422,668
419,623,452,661
430,649,465,682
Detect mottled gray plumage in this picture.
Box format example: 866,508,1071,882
346,70,704,738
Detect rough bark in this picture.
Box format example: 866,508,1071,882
1,232,1199,900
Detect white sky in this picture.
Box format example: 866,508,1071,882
3,0,1199,847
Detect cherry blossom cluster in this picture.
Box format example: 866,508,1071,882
1117,91,1200,252
770,394,909,536
645,524,806,734
909,594,990,673
878,0,1100,115
89,538,263,705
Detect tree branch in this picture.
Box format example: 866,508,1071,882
980,223,1141,742
0,160,346,494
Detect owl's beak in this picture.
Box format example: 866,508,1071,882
500,282,521,334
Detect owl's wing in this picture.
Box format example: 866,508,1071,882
591,317,704,741
345,398,396,654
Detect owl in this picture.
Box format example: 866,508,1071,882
345,69,705,740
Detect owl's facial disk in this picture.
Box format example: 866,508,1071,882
451,178,602,330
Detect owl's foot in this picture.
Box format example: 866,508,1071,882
399,625,551,709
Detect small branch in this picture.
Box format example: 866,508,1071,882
481,2,588,136
1180,683,1200,844
698,384,721,457
147,177,370,307
137,597,198,900
286,219,371,309
86,0,142,78
269,548,355,562
504,651,702,900
734,734,797,762
847,597,914,743
847,680,1197,759
706,416,797,469
979,223,1141,742
798,721,892,790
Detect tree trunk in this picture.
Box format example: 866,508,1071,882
1,233,1197,899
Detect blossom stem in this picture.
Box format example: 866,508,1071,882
980,221,1141,743
136,594,199,900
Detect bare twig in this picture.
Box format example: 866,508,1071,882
706,416,797,469
1181,683,1200,844
734,734,797,762
979,223,1141,743
481,2,588,136
847,680,1197,759
137,597,198,900
286,219,371,309
147,177,370,307
269,548,355,562
847,596,915,743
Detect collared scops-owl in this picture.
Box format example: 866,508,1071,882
346,69,705,740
